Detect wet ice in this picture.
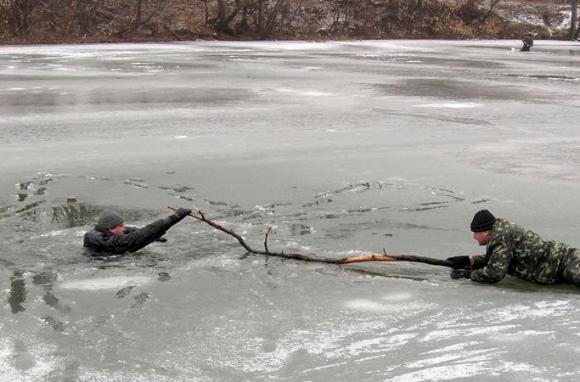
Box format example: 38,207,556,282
1,40,580,381
58,276,153,291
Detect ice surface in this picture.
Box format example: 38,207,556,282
58,276,153,291
0,40,579,381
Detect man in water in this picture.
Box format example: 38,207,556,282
447,209,580,287
521,32,534,52
84,208,191,255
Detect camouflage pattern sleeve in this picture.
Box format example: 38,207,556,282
471,255,487,270
470,242,511,283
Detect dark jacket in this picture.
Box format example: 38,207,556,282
84,216,177,255
471,218,573,284
521,35,534,52
522,35,534,48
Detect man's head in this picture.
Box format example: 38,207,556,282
470,209,496,246
96,210,125,235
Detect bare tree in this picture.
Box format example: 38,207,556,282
477,0,501,35
69,0,94,36
256,0,289,39
134,0,143,29
2,0,39,37
215,0,243,34
210,0,293,38
130,0,163,33
198,0,210,25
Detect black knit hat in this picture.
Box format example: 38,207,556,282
95,210,124,231
470,209,496,232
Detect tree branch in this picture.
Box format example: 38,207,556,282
168,207,453,268
264,226,272,252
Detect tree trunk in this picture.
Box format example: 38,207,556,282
257,0,265,37
201,0,209,25
70,0,90,36
133,0,143,32
217,0,226,22
215,0,242,35
571,0,578,40
238,5,249,34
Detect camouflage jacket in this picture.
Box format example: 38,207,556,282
471,218,573,284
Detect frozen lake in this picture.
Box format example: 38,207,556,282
1,39,580,381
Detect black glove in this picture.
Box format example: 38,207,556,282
446,256,471,270
450,269,472,279
170,208,192,222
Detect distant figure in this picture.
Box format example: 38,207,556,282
521,33,534,52
446,210,580,287
84,208,191,255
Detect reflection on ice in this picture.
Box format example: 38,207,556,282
414,102,482,108
344,298,428,313
487,300,572,322
273,87,333,97
420,324,518,343
487,330,555,343
390,363,490,382
381,292,414,301
58,275,152,291
405,347,496,369
340,332,418,358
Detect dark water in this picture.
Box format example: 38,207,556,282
1,40,580,381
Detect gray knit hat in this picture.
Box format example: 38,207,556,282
96,210,124,231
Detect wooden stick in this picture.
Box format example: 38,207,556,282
339,254,398,264
168,207,453,268
341,254,452,267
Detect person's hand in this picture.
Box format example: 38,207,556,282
446,256,470,269
450,269,472,279
172,207,192,221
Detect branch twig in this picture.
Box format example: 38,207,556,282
168,207,453,268
264,227,272,252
